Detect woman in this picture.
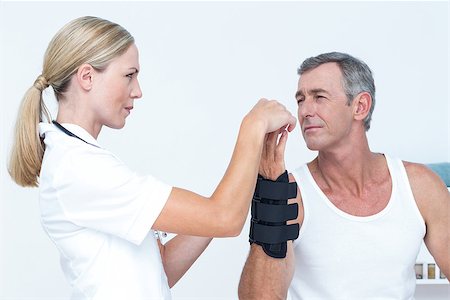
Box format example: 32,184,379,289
8,16,295,299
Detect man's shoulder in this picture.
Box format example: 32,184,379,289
402,161,442,183
402,161,429,175
402,160,448,198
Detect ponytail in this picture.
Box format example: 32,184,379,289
8,75,51,187
8,16,134,187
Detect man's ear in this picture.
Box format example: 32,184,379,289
353,92,372,122
76,64,95,91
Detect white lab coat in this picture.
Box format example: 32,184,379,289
39,123,172,299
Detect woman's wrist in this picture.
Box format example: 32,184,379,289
241,113,267,139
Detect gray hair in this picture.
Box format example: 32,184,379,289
298,52,375,131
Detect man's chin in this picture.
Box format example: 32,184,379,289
305,141,323,151
306,145,320,151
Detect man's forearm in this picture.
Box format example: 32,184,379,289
238,242,295,300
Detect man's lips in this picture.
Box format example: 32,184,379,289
303,125,322,132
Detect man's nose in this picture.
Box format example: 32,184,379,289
299,98,315,119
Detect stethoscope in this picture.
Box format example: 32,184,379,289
52,120,100,148
53,120,168,241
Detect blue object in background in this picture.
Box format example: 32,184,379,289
426,163,450,187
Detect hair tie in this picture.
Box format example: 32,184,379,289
33,75,49,91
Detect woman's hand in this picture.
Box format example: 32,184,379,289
245,98,296,135
152,98,296,237
245,98,294,180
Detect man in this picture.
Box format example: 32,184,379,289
238,52,449,299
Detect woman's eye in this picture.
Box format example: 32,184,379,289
126,74,133,79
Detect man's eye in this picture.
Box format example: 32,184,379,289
297,98,304,104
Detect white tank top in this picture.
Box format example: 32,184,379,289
289,155,425,300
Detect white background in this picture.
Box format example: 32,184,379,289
0,1,448,299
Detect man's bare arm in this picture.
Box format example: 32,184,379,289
406,162,450,278
238,242,295,300
238,128,300,299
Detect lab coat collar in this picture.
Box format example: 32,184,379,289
39,122,101,148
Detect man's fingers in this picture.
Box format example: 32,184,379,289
261,133,269,158
265,131,278,156
275,129,288,163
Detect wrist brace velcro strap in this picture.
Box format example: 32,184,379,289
250,222,300,244
249,170,299,259
254,180,298,200
251,202,298,223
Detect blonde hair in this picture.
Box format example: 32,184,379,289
9,16,134,187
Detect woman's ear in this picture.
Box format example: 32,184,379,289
76,64,95,91
353,92,372,122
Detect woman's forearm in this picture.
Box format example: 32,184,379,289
159,235,213,287
209,115,266,235
152,99,296,237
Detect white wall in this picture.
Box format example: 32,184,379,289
0,1,448,299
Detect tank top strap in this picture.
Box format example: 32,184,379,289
383,154,426,227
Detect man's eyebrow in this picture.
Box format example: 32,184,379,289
295,88,330,99
310,88,329,95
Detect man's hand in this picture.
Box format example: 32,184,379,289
259,127,289,180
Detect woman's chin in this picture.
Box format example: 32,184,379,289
106,120,126,130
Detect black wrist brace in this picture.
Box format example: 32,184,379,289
249,171,299,258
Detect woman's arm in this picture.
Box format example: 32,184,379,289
152,99,296,237
158,235,213,288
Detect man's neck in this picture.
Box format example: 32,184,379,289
310,137,382,196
